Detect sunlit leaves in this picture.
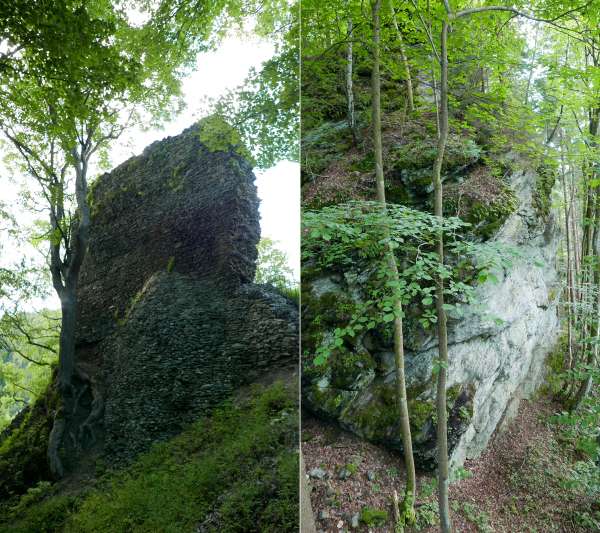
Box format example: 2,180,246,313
303,201,517,365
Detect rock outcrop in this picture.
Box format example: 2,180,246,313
302,154,560,469
66,123,298,464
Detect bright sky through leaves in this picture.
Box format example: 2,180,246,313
0,32,300,309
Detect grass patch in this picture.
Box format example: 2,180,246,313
0,382,298,533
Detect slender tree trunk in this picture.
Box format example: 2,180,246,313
371,1,416,525
47,287,78,477
574,184,600,408
560,139,574,370
58,290,77,395
572,106,599,405
372,0,384,202
431,63,440,135
388,0,414,113
47,149,91,478
433,18,452,533
346,12,356,141
524,24,540,105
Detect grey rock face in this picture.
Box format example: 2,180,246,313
77,124,260,345
302,160,560,469
72,124,298,463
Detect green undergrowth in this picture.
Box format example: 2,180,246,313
0,382,299,533
0,379,59,502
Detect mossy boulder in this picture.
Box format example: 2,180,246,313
533,161,557,220
302,156,560,469
382,115,482,208
303,346,476,470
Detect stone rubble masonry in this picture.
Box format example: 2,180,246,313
73,123,298,462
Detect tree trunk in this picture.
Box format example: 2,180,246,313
346,13,356,141
559,138,574,371
573,183,600,409
524,24,540,105
58,291,77,395
388,0,414,113
433,18,452,533
47,149,92,478
371,0,417,525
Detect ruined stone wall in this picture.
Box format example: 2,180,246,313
70,123,297,463
76,124,260,345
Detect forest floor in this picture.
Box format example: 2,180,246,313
303,395,599,533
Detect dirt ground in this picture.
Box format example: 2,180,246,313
302,397,599,533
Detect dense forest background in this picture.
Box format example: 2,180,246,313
301,0,600,531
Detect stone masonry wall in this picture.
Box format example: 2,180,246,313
71,123,298,463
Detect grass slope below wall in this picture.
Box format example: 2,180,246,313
0,382,298,533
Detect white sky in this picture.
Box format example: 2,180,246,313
0,33,300,310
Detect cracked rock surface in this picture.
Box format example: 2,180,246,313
302,157,560,469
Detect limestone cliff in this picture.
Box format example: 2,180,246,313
302,153,560,469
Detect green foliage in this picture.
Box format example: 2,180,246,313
0,381,59,501
0,310,59,431
255,238,295,287
414,501,439,530
359,505,388,527
1,494,77,533
197,115,253,163
166,256,175,273
452,501,493,533
550,363,600,497
255,237,298,303
302,120,354,189
303,201,518,366
210,4,299,169
443,169,519,239
0,382,298,532
533,162,557,220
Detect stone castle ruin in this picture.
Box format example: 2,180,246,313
65,123,298,464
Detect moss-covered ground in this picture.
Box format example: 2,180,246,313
0,382,298,533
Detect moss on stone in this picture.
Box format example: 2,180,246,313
330,349,375,389
352,387,398,442
444,169,518,239
349,153,375,173
447,384,461,405
196,115,253,164
1,383,299,533
0,378,59,501
533,162,557,220
360,506,388,527
310,385,345,416
407,398,436,434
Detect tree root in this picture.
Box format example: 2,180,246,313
46,365,105,477
47,410,66,479
79,377,104,447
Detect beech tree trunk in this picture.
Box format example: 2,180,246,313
346,12,356,140
371,0,417,526
388,0,414,113
47,147,92,478
559,137,574,370
433,18,452,533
